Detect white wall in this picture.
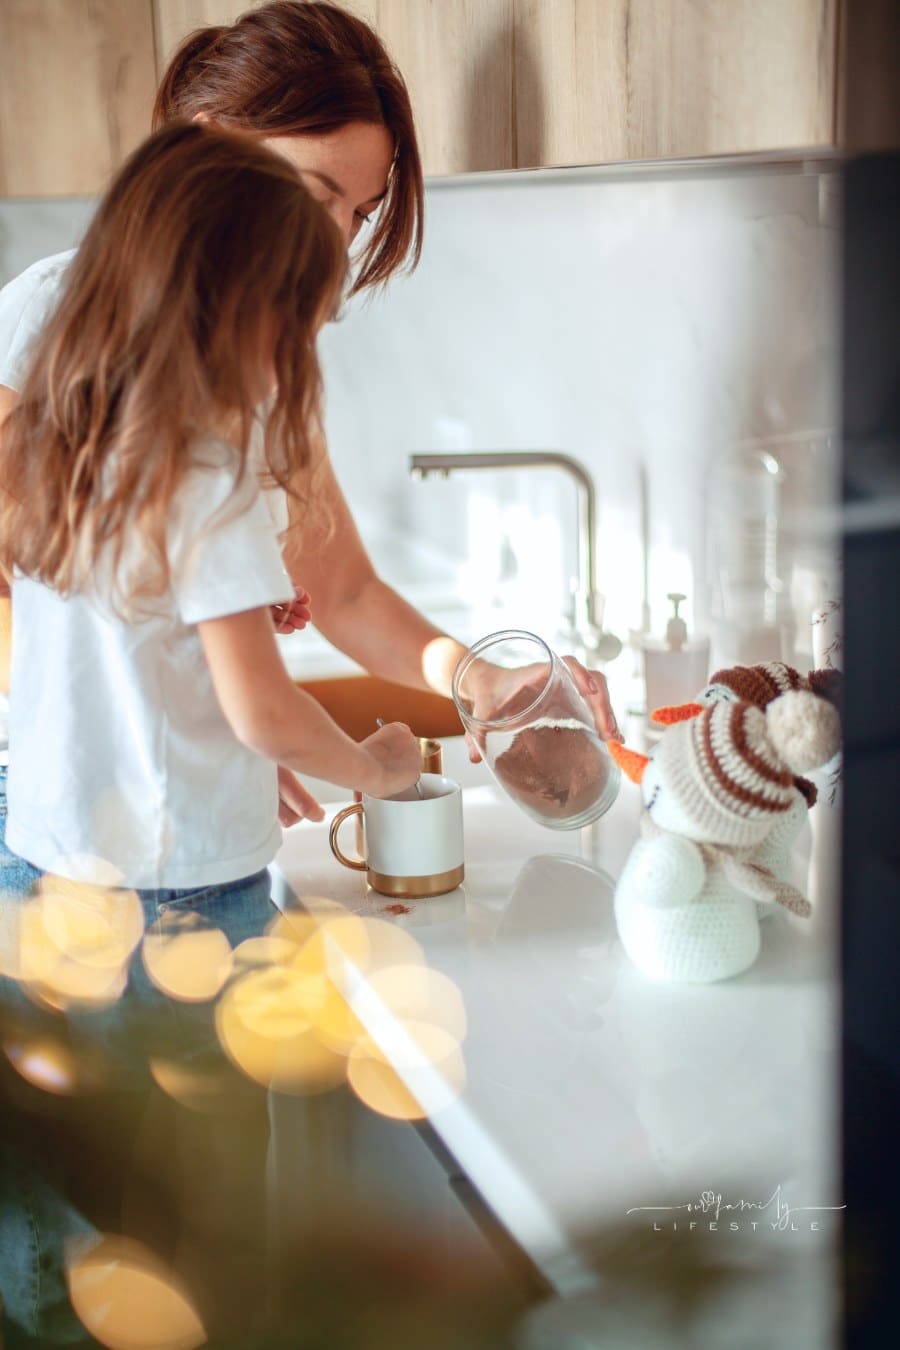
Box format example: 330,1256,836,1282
319,157,840,665
1,156,840,672
0,197,94,287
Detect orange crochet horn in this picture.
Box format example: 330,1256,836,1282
608,739,650,785
650,702,705,725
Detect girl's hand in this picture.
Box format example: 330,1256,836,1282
359,721,422,798
277,765,325,825
272,585,312,634
465,657,621,764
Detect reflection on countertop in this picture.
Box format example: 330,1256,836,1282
273,735,841,1341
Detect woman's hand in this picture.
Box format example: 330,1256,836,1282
561,656,620,739
277,765,325,826
465,657,621,764
271,584,312,635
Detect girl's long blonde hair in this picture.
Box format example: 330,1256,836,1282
0,122,347,603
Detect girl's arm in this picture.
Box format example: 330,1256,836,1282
199,606,421,797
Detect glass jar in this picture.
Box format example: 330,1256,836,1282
452,630,620,830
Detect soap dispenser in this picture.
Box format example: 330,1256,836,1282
641,593,711,733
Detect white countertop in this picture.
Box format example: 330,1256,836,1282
273,736,841,1338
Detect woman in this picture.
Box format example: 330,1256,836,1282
0,0,617,884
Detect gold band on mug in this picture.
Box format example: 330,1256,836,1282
418,738,443,775
328,803,367,871
367,865,464,899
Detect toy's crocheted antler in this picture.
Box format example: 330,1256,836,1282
714,853,811,918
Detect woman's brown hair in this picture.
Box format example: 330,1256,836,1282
154,1,423,295
0,122,346,606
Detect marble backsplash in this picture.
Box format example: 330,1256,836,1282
1,154,841,673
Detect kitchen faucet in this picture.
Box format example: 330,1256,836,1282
409,451,623,663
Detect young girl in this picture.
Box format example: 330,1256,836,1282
0,121,422,923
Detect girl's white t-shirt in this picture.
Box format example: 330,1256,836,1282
0,250,78,766
1,252,296,889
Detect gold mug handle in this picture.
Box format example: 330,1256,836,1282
329,803,367,871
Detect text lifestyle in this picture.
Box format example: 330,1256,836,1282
626,1185,846,1233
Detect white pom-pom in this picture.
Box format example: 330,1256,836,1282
765,689,841,773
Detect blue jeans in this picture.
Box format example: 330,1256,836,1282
0,763,276,936
0,769,278,1345
0,765,43,895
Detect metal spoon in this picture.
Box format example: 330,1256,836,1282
376,718,423,797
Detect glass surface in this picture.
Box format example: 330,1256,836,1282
452,630,620,830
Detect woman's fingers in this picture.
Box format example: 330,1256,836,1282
561,656,621,740
465,730,482,764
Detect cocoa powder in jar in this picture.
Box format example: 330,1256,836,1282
491,720,610,820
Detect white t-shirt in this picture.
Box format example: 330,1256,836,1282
2,252,295,888
0,250,78,764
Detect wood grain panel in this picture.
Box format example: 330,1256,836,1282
514,0,628,168
154,0,380,73
0,0,158,196
376,0,515,174
154,0,265,72
515,0,838,169
623,0,837,160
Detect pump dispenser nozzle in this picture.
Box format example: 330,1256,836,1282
665,593,688,651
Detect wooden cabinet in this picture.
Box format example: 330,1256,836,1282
5,0,896,195
153,0,265,69
148,0,844,178
0,0,157,197
373,1,515,174
389,0,838,174
514,0,838,170
152,0,516,172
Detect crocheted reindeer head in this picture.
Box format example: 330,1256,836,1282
649,661,843,807
609,689,841,849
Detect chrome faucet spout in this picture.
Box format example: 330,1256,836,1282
408,451,622,663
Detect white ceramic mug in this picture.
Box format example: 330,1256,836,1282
329,774,465,899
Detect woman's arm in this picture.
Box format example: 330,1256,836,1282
284,454,619,736
283,453,465,697
198,605,421,796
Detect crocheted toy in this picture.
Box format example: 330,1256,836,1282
648,661,842,915
608,688,841,983
651,660,842,805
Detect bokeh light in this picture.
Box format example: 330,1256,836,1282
228,965,323,1039
149,1053,259,1116
216,975,346,1096
3,1034,81,1094
347,1021,465,1121
38,875,143,969
2,871,142,1010
66,1234,206,1350
142,910,232,1003
231,934,298,970
357,965,468,1043
16,899,130,1010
